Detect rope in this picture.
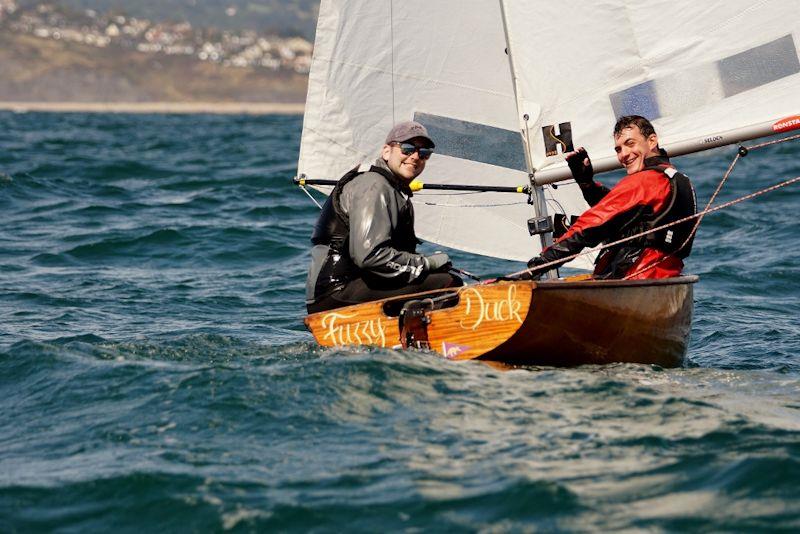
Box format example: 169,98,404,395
420,200,527,208
450,267,482,282
300,186,323,209
747,131,800,150
505,174,800,280
415,189,527,207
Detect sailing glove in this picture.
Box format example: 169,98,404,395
525,256,549,279
509,256,547,281
566,147,594,186
424,252,451,273
527,256,548,270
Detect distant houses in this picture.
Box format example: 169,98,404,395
1,2,313,74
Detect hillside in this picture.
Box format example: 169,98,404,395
0,32,308,103
0,1,312,105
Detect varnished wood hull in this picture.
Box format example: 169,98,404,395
304,276,697,367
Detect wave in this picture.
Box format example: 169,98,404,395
2,111,800,531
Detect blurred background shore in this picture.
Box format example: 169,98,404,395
0,101,304,113
0,0,317,109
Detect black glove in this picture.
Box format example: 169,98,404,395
527,256,547,268
424,252,451,272
507,271,539,281
566,147,594,186
507,256,547,281
526,256,550,280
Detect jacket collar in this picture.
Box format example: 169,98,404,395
644,148,671,168
373,157,414,196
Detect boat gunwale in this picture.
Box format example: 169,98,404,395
533,274,699,290
305,275,699,320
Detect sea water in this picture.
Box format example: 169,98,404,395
1,112,798,531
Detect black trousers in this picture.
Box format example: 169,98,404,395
307,272,463,314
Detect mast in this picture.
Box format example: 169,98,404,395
497,0,555,274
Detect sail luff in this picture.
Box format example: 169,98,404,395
497,0,554,260
496,0,532,175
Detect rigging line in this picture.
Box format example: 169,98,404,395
416,191,528,199
300,185,323,209
450,267,482,282
689,132,800,231
504,174,800,280
416,191,488,197
687,150,741,243
747,131,800,150
420,201,527,208
546,197,567,215
681,134,800,226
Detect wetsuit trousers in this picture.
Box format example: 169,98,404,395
307,272,463,314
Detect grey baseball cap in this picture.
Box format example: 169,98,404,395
385,120,435,148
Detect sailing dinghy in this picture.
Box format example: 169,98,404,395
297,0,800,366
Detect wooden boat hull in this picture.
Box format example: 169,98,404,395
304,276,697,367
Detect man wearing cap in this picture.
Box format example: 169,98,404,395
306,121,463,313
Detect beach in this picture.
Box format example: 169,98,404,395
0,101,305,114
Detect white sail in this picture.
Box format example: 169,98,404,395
499,0,800,182
298,0,593,267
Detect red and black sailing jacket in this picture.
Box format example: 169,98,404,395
541,154,697,279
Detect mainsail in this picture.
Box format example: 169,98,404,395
298,0,591,266
299,0,800,267
499,0,800,182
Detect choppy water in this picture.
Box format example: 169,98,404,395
1,112,799,531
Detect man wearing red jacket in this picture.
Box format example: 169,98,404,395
527,115,698,279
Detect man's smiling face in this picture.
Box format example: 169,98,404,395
381,137,430,181
614,125,659,174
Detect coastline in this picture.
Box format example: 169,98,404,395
0,101,305,115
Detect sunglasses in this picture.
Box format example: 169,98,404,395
393,142,434,160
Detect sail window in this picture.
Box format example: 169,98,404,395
609,80,660,121
414,112,527,172
610,35,800,120
719,35,800,96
